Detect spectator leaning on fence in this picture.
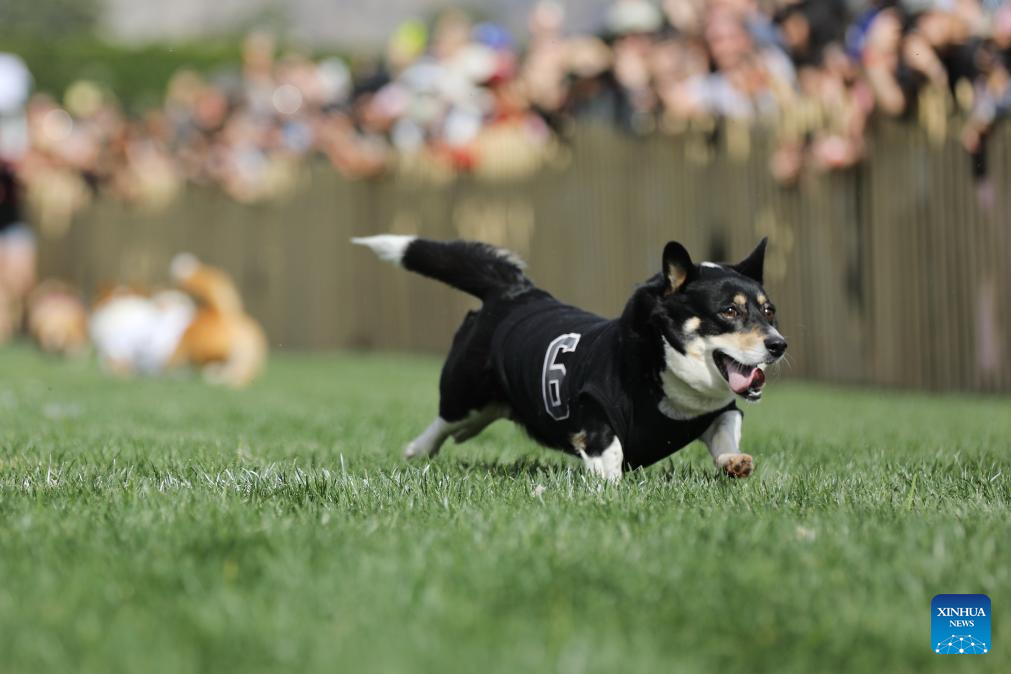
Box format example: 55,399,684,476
0,0,1008,219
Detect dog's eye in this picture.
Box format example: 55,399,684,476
762,304,776,320
719,306,740,321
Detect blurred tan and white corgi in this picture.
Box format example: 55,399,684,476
89,256,266,387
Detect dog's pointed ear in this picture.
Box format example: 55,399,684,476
733,238,767,285
662,241,696,295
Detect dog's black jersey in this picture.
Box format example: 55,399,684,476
490,290,734,469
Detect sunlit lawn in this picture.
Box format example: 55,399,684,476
0,346,1007,673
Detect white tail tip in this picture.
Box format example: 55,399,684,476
171,252,199,281
352,235,416,267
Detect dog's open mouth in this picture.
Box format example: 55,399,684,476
714,351,766,401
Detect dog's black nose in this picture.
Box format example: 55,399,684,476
765,336,788,358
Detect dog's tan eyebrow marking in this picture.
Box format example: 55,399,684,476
733,294,746,306
683,317,701,333
757,294,767,304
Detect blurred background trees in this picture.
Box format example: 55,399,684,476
0,0,102,37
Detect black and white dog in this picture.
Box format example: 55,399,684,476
353,235,787,480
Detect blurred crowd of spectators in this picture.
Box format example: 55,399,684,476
1,0,1010,227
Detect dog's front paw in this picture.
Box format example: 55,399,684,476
717,453,754,478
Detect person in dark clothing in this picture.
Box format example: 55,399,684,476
0,51,35,340
0,161,21,230
0,159,35,341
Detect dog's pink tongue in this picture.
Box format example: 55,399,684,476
728,365,764,394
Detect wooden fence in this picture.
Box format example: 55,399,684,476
37,121,1011,392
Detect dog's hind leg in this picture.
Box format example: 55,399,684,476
406,307,508,460
701,409,753,478
405,404,509,459
450,403,510,442
405,417,453,459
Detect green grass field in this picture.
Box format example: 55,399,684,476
0,346,1007,673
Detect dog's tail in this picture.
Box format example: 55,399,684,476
171,253,244,314
352,235,530,301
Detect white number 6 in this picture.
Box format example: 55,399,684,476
541,333,582,421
